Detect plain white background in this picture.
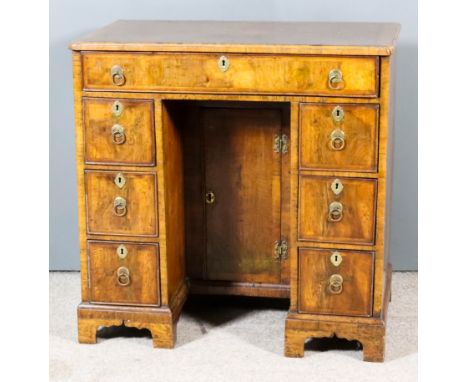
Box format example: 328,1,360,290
3,0,463,380
49,0,418,271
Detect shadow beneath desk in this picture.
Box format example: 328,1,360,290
304,336,362,358
96,325,152,341
177,295,289,347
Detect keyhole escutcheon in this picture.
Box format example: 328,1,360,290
218,55,230,72
112,100,124,117
331,105,345,123
205,191,216,204
116,244,128,259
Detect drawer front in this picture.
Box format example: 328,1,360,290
298,248,374,316
85,171,158,237
82,52,378,97
83,98,155,166
300,103,379,172
298,176,377,244
88,241,160,306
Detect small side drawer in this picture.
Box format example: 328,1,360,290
298,248,374,316
88,241,160,306
85,170,158,237
299,103,379,172
82,52,379,97
298,176,377,245
83,98,155,166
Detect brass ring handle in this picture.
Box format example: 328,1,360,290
111,124,126,145
113,196,127,217
328,69,344,90
111,65,126,86
328,274,343,294
330,129,345,151
117,266,130,286
328,201,343,222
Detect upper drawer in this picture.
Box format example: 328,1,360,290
300,103,379,172
83,98,155,166
82,52,379,97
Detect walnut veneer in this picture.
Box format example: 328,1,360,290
71,20,399,361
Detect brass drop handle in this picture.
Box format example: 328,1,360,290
117,266,130,286
111,65,126,86
328,69,344,90
111,124,126,145
328,274,343,294
205,191,216,204
113,196,127,217
330,129,346,151
328,201,343,222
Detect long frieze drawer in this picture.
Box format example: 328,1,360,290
88,241,160,306
82,52,379,97
298,176,377,245
83,98,155,166
299,103,379,172
298,248,374,316
85,170,158,237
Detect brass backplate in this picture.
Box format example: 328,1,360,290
331,105,345,123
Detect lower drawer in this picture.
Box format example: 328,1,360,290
298,248,374,316
88,241,160,306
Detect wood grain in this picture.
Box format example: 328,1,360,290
77,293,187,348
88,241,160,305
298,248,374,316
85,170,158,236
203,107,282,284
299,103,379,172
284,317,385,362
72,51,90,302
82,52,378,97
160,101,186,303
70,20,400,56
173,102,291,294
83,97,155,166
298,175,377,244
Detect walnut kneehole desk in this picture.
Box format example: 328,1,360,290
70,20,399,362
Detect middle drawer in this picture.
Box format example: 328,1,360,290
85,170,159,237
298,175,377,245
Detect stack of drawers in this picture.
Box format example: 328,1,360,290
75,88,183,348
286,62,393,361
297,103,379,317
82,97,160,306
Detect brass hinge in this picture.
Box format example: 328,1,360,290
274,240,288,261
274,134,288,154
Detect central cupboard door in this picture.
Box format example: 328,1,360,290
203,108,283,284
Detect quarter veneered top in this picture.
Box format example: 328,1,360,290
70,20,400,56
